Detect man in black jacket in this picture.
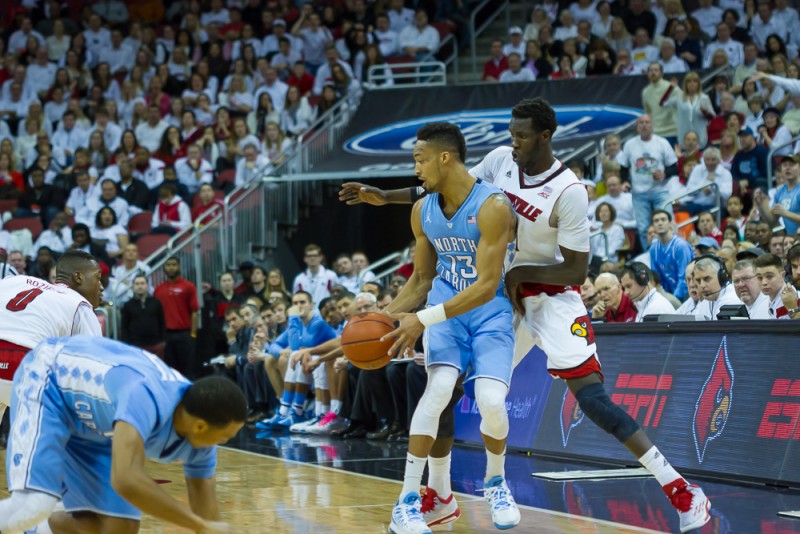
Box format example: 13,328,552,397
121,275,166,358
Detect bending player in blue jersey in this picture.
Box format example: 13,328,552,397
380,123,520,534
0,336,247,534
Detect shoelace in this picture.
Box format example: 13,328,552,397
319,412,337,426
396,499,425,523
480,485,513,511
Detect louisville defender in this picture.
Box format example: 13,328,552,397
340,98,711,533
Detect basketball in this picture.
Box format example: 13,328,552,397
341,312,397,370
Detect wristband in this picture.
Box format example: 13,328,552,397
417,304,447,327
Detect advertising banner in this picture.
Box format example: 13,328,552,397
313,77,648,176
455,324,800,487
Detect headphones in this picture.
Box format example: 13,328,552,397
695,254,729,286
627,261,651,287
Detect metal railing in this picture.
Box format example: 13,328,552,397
366,61,448,88
589,229,611,261
470,0,510,75
663,182,722,229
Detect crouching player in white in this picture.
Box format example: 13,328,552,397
382,122,521,534
0,336,246,534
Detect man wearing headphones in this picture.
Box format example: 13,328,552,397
693,255,743,320
620,262,677,322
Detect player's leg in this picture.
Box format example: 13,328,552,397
534,291,710,533
292,359,329,433
420,381,463,528
309,358,348,434
469,304,520,530
264,354,284,398
258,356,300,428
390,364,460,534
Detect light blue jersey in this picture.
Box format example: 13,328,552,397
6,336,216,519
421,179,506,298
420,179,515,386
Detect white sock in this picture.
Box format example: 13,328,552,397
427,454,452,498
315,400,323,416
485,448,506,483
321,403,330,415
639,446,682,486
279,402,290,416
35,519,54,534
400,453,427,500
331,400,342,414
292,403,305,416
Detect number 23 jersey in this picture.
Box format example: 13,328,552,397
0,275,101,349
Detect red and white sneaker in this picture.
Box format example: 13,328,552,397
421,487,460,529
663,479,711,533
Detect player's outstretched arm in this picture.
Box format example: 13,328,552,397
383,194,515,357
111,422,229,533
339,182,417,205
187,476,221,521
383,200,437,316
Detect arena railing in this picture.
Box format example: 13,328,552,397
469,0,510,76
662,182,722,232
366,60,448,88
589,229,610,261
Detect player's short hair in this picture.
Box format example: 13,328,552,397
511,98,558,135
55,250,97,279
651,209,672,222
292,290,313,303
416,122,467,163
182,376,247,426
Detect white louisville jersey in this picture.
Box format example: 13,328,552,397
469,147,591,269
0,276,102,349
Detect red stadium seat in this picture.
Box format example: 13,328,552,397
0,199,18,214
431,22,452,40
136,234,170,259
215,169,236,188
4,217,43,240
128,212,153,235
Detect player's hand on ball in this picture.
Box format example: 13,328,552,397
382,312,424,358
339,182,388,206
198,520,232,533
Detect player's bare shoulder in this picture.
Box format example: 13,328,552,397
478,192,517,239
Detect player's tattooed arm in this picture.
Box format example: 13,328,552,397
339,182,422,205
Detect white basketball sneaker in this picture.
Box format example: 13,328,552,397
663,479,711,533
482,476,521,530
421,487,460,528
389,492,433,534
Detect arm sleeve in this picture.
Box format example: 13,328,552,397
286,316,304,350
72,302,103,336
662,138,679,167
768,74,800,95
183,446,217,479
188,283,200,312
303,318,336,348
267,328,289,356
555,184,591,252
673,243,694,300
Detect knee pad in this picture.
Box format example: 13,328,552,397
312,357,328,390
409,366,459,438
475,378,509,440
574,383,640,442
0,490,58,533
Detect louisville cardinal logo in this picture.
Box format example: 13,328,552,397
692,337,734,463
560,388,585,447
570,315,595,345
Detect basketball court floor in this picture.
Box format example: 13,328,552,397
4,426,800,533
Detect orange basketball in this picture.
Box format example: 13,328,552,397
341,312,397,370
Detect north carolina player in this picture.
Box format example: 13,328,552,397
0,336,246,534
0,250,103,426
380,123,520,534
340,99,711,534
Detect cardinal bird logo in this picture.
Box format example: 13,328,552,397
560,388,585,447
570,315,595,345
692,337,734,464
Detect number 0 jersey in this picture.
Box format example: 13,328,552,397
421,179,506,297
0,275,101,349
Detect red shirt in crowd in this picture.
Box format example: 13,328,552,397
287,72,315,96
482,56,508,81
192,199,225,225
154,276,199,330
603,292,637,323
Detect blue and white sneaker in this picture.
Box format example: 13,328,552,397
482,476,520,530
389,492,432,534
290,415,320,433
255,412,284,430
271,412,304,430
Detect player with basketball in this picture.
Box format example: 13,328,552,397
0,250,104,433
341,98,711,533
371,122,520,534
0,336,245,534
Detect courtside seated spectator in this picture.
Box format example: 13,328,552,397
592,272,637,323
693,255,743,320
731,259,771,319
621,263,677,322
755,253,799,319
